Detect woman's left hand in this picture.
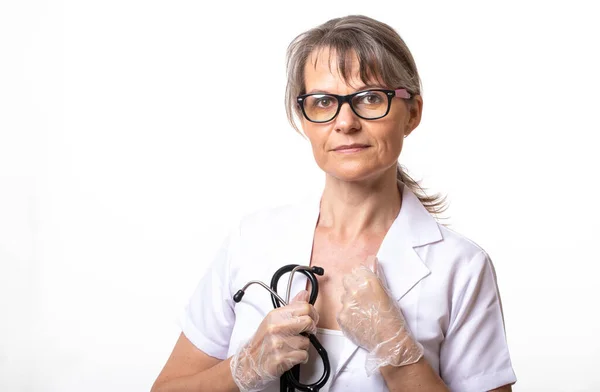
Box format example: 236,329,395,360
336,256,424,375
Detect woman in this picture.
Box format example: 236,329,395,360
151,15,517,392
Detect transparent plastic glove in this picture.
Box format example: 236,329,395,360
336,256,424,376
230,290,318,392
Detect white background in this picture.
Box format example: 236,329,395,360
1,1,599,391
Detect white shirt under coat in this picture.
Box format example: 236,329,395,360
179,184,518,391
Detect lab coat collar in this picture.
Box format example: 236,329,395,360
376,182,443,301
297,182,442,299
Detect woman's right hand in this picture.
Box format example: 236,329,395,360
230,290,318,392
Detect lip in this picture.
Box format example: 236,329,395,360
332,143,371,152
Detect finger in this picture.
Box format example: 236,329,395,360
289,302,319,323
355,261,378,280
275,349,309,374
355,257,390,290
285,335,310,351
340,292,360,311
273,313,316,335
344,271,373,295
342,272,361,291
298,315,317,334
368,257,391,289
290,289,310,303
288,349,310,366
286,314,317,335
308,304,319,324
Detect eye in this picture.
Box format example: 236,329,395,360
357,91,384,105
313,96,335,108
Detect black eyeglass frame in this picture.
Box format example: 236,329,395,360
296,88,412,123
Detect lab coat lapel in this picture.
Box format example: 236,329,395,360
376,184,443,301
334,183,443,375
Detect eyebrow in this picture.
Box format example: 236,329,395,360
306,84,387,95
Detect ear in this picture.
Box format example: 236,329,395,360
404,95,423,137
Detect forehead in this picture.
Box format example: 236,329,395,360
304,47,380,92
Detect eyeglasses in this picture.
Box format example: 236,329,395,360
297,88,412,123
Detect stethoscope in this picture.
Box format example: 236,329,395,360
233,264,331,392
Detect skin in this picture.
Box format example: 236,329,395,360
149,46,512,392
301,52,416,186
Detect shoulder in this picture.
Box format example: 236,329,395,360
225,196,318,261
236,198,314,236
424,223,496,280
224,198,318,292
239,200,308,228
438,224,490,260
398,184,493,274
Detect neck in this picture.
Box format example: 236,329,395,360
317,166,402,242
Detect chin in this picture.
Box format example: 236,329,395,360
325,165,382,182
321,160,397,183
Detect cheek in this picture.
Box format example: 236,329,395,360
394,133,405,153
375,125,404,156
302,124,327,151
380,105,409,153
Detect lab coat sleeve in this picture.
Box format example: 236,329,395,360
178,225,239,360
439,250,517,392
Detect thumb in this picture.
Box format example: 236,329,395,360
290,289,310,304
363,255,390,289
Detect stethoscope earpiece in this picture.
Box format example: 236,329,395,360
233,290,245,303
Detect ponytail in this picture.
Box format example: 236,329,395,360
396,163,448,221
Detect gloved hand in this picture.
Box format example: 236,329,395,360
336,256,424,376
230,290,318,392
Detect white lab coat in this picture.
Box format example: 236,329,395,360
180,184,517,391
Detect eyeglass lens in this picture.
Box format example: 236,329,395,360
302,90,389,122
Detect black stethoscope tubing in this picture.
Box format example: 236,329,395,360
233,264,331,392
271,264,330,392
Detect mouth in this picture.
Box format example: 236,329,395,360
332,144,371,153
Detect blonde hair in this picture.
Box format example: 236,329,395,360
285,15,447,218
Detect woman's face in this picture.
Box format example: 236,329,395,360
300,48,423,182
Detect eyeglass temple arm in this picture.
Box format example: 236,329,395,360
395,89,412,99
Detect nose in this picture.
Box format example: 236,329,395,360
334,101,361,134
